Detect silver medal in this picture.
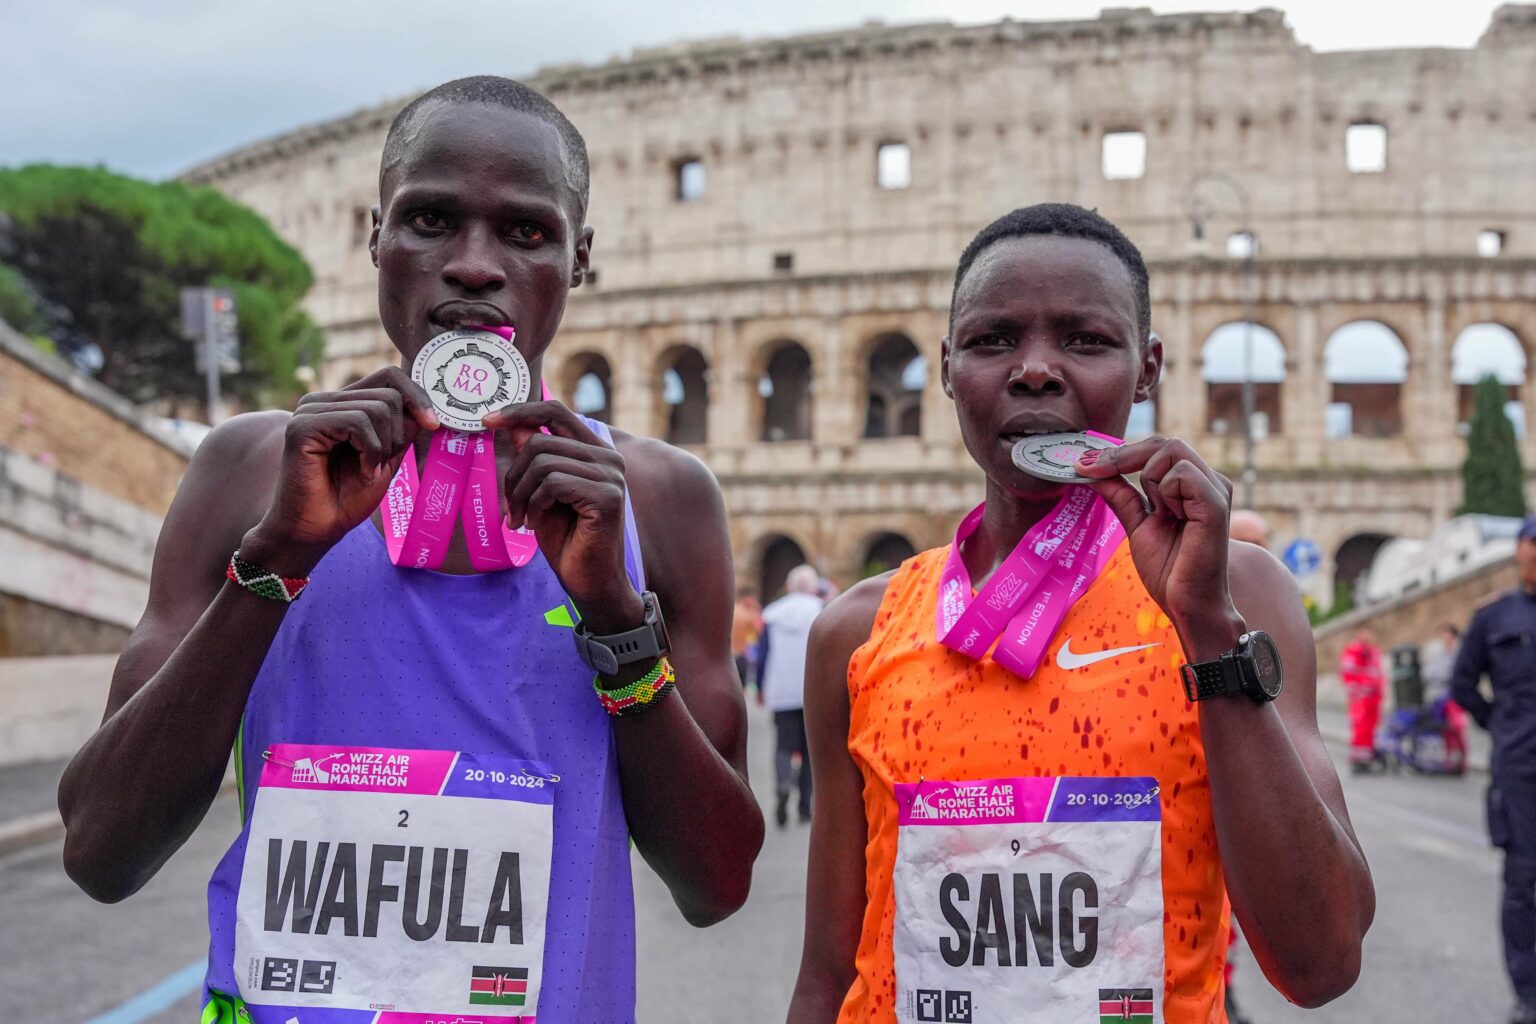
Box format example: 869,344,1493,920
411,328,531,433
1010,432,1117,482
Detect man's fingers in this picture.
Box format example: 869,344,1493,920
504,454,616,528
484,400,607,447
349,365,440,430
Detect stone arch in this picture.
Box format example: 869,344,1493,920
1453,323,1526,436
758,340,813,442
1323,321,1410,438
1335,532,1395,603
862,332,926,439
861,531,917,577
1200,322,1287,437
752,532,810,602
657,344,709,446
561,351,613,423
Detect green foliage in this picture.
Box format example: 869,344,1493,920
0,164,322,406
0,262,46,335
1458,374,1528,518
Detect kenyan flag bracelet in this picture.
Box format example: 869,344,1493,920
594,656,677,717
226,550,310,603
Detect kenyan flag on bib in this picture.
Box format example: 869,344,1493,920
469,965,529,1007
1098,988,1155,1022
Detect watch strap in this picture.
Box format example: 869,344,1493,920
1181,657,1237,702
574,592,668,676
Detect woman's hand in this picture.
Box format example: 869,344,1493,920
1074,435,1244,656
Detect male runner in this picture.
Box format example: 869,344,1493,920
58,77,763,1023
787,205,1372,1022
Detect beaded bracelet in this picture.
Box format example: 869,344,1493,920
594,656,677,717
226,551,310,603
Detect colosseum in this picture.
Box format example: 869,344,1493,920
183,4,1536,601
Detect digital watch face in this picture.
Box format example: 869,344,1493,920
1246,631,1284,699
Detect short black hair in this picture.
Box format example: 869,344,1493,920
381,75,590,214
950,203,1151,338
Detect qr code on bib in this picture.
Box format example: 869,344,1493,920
916,988,972,1023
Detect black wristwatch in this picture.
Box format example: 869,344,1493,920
1179,630,1284,704
573,591,671,676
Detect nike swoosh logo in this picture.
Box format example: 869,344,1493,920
1056,637,1161,670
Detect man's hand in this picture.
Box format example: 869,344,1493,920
486,401,644,633
247,367,438,573
1075,435,1243,656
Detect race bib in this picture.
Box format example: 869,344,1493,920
893,776,1164,1024
235,743,555,1023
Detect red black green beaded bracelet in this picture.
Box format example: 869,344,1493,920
594,656,677,717
226,551,310,603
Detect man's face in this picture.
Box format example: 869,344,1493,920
372,102,591,368
941,235,1160,500
1518,536,1536,587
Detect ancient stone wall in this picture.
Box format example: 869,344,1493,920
0,323,191,654
180,6,1536,597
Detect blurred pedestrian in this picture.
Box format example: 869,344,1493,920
732,586,763,691
1423,622,1470,763
1229,509,1270,548
1340,626,1385,772
759,564,824,827
1452,516,1536,1024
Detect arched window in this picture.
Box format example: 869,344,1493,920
1335,532,1395,605
863,333,926,439
758,534,809,601
1323,321,1410,438
1453,323,1526,437
1200,323,1287,436
863,532,917,577
660,346,709,445
760,342,813,442
563,353,613,423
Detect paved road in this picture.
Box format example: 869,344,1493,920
0,704,1513,1023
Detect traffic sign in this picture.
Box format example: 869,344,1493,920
1283,538,1322,577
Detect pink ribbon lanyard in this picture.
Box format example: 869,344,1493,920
378,326,547,572
936,430,1126,677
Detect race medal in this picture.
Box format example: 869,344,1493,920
412,328,531,432
234,743,555,1022
1011,432,1118,483
892,775,1165,1023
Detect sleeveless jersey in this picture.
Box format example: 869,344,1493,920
838,542,1229,1024
201,419,645,1024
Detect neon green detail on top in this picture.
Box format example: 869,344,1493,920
200,991,248,1024
544,603,576,628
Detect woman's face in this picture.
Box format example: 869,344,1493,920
942,234,1161,500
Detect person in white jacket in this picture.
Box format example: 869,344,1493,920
758,564,825,826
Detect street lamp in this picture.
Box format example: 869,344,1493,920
1185,173,1257,510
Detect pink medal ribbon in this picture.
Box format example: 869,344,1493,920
379,326,545,571
936,431,1127,677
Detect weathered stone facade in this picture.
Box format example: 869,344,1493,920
182,5,1536,598
0,322,192,655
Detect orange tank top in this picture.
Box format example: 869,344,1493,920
838,542,1229,1023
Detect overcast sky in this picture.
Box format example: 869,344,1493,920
0,0,1510,181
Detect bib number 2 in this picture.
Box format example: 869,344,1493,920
234,744,555,1023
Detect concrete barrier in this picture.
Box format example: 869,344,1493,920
0,655,114,766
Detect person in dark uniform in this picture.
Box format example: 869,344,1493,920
1453,516,1536,1024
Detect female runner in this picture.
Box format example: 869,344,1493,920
786,204,1373,1023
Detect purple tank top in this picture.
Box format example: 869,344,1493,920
202,420,644,1023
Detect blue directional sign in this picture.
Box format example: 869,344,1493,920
1283,538,1322,577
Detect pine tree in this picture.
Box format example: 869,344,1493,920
1458,374,1528,517
0,164,321,406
